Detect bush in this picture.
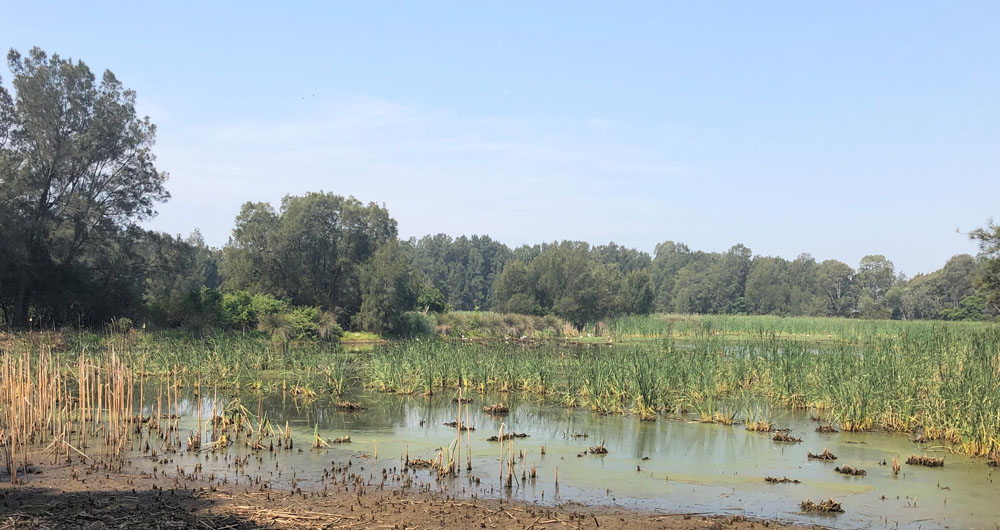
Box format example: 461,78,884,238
417,287,448,313
396,311,437,338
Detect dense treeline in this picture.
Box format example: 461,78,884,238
1,48,998,333
410,238,994,325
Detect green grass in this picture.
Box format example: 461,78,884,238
360,321,1000,460
5,315,999,462
340,331,383,342
593,313,997,343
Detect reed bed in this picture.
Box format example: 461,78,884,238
362,324,1000,460
0,346,136,482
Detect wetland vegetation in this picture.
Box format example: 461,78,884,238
2,46,1000,529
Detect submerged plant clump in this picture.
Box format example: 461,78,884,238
482,403,509,415
808,449,838,461
486,432,527,442
589,441,608,454
765,476,801,484
800,498,844,514
834,465,866,476
772,431,802,443
907,455,944,467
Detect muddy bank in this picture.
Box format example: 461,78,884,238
0,465,813,530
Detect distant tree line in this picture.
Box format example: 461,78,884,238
1,48,997,333
408,237,995,326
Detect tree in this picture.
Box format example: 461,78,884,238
970,219,1000,315
221,192,397,326
621,269,655,315
353,241,419,334
745,256,792,315
816,260,856,317
855,255,895,317
0,48,169,326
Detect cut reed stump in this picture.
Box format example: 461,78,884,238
807,449,838,461
483,403,509,415
486,432,528,442
906,455,944,467
801,498,844,513
765,476,801,484
815,424,839,433
834,465,866,476
589,441,608,455
772,431,802,443
334,401,364,411
405,458,434,469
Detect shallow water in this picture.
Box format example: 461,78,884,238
147,387,999,529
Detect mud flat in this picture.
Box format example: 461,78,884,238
0,464,811,530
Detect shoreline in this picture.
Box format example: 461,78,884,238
0,463,815,529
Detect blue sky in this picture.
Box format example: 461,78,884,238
2,2,998,275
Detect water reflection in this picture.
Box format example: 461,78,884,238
143,385,999,529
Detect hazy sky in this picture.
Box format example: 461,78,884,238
3,2,998,275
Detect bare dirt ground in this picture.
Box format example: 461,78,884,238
0,464,817,530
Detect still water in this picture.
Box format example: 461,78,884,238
149,388,999,529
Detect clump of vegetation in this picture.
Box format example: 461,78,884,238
773,431,802,443
816,424,839,433
907,455,944,467
334,401,364,411
808,449,838,461
482,403,509,415
589,441,609,455
486,432,528,442
435,312,568,338
834,465,866,476
800,498,844,514
765,477,801,484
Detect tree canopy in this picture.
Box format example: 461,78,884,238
1,47,995,332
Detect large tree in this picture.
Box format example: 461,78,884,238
221,191,397,326
0,48,169,325
970,219,1000,314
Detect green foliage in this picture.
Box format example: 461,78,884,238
417,286,448,313
221,191,397,326
353,241,420,334
435,311,568,338
941,295,987,321
970,219,1000,315
396,311,437,337
0,47,169,326
492,241,626,329
403,234,510,311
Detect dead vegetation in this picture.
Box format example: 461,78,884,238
486,432,528,442
765,477,800,484
834,465,866,476
807,449,837,461
772,431,802,443
334,401,364,411
589,441,608,455
906,455,944,467
815,424,838,433
482,403,509,415
800,498,844,514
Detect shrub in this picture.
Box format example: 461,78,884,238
397,311,436,338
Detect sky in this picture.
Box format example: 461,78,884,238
2,2,998,276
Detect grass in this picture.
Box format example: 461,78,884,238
593,313,997,342
340,331,383,342
360,321,1000,460
2,314,999,466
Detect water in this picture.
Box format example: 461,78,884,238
149,387,999,529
